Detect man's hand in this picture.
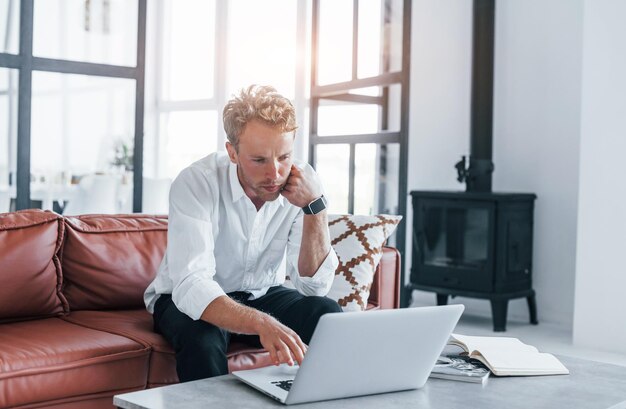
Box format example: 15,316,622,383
256,315,308,366
281,165,322,208
201,296,307,366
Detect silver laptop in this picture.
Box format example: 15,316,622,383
232,304,464,405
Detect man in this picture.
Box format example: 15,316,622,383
144,85,341,382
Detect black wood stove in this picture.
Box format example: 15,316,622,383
408,190,537,331
406,0,538,331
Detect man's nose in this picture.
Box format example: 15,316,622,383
267,160,280,180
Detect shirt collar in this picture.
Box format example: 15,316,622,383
276,194,285,207
229,161,245,203
228,161,285,207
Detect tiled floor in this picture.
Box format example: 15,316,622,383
409,293,626,368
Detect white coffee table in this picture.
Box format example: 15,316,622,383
114,355,626,409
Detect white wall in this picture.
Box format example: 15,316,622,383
408,0,471,193
491,0,583,327
406,0,471,304
574,0,626,352
407,0,584,329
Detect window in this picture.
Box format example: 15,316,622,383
144,0,311,206
309,0,411,255
0,0,146,213
30,72,136,214
145,0,218,183
33,0,138,66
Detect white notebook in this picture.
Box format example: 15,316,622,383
448,333,569,376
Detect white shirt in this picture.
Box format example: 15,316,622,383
144,152,339,320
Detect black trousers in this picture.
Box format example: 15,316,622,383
153,286,342,382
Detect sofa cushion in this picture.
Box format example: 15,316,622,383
326,214,402,311
61,309,178,387
0,209,68,321
227,341,273,373
62,214,168,310
60,309,282,385
0,318,149,408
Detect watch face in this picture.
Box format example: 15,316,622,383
309,196,327,214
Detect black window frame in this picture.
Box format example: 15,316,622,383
309,0,412,306
0,0,147,212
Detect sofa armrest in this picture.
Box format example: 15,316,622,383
368,246,401,309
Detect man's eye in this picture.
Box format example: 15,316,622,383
254,159,265,163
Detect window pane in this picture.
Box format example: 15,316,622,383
161,110,217,180
316,144,349,214
354,143,399,216
0,68,17,213
161,0,215,101
30,72,135,215
317,0,352,85
226,0,296,99
354,143,376,215
357,0,382,79
33,0,138,66
317,102,379,136
0,0,20,54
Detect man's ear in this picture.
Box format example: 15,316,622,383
225,141,238,164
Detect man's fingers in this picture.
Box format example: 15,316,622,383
259,319,306,366
282,332,306,366
266,333,294,366
296,337,308,359
284,172,301,188
267,344,280,366
289,164,301,176
276,340,294,366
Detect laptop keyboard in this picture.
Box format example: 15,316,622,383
271,380,293,392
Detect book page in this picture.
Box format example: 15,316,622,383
450,334,569,376
451,334,539,355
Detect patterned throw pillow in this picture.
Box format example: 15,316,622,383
326,214,402,311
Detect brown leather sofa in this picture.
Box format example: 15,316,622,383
0,209,401,409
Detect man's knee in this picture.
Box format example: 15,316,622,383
178,321,228,356
303,296,342,318
292,296,341,344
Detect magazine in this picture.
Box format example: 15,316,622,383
430,354,490,385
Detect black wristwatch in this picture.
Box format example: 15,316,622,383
302,195,328,215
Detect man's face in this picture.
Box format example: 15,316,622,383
226,120,294,204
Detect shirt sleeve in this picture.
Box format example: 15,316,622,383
285,209,339,297
166,167,226,320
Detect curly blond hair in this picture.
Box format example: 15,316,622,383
223,85,298,149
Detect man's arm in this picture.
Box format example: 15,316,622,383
281,164,332,277
200,297,307,366
298,211,330,277
167,167,306,366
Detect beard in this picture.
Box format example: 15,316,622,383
252,185,283,202
238,166,287,203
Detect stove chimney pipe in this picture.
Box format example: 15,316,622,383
457,0,496,192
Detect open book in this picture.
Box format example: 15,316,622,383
448,333,569,376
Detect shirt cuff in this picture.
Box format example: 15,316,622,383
290,247,339,297
172,276,227,320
